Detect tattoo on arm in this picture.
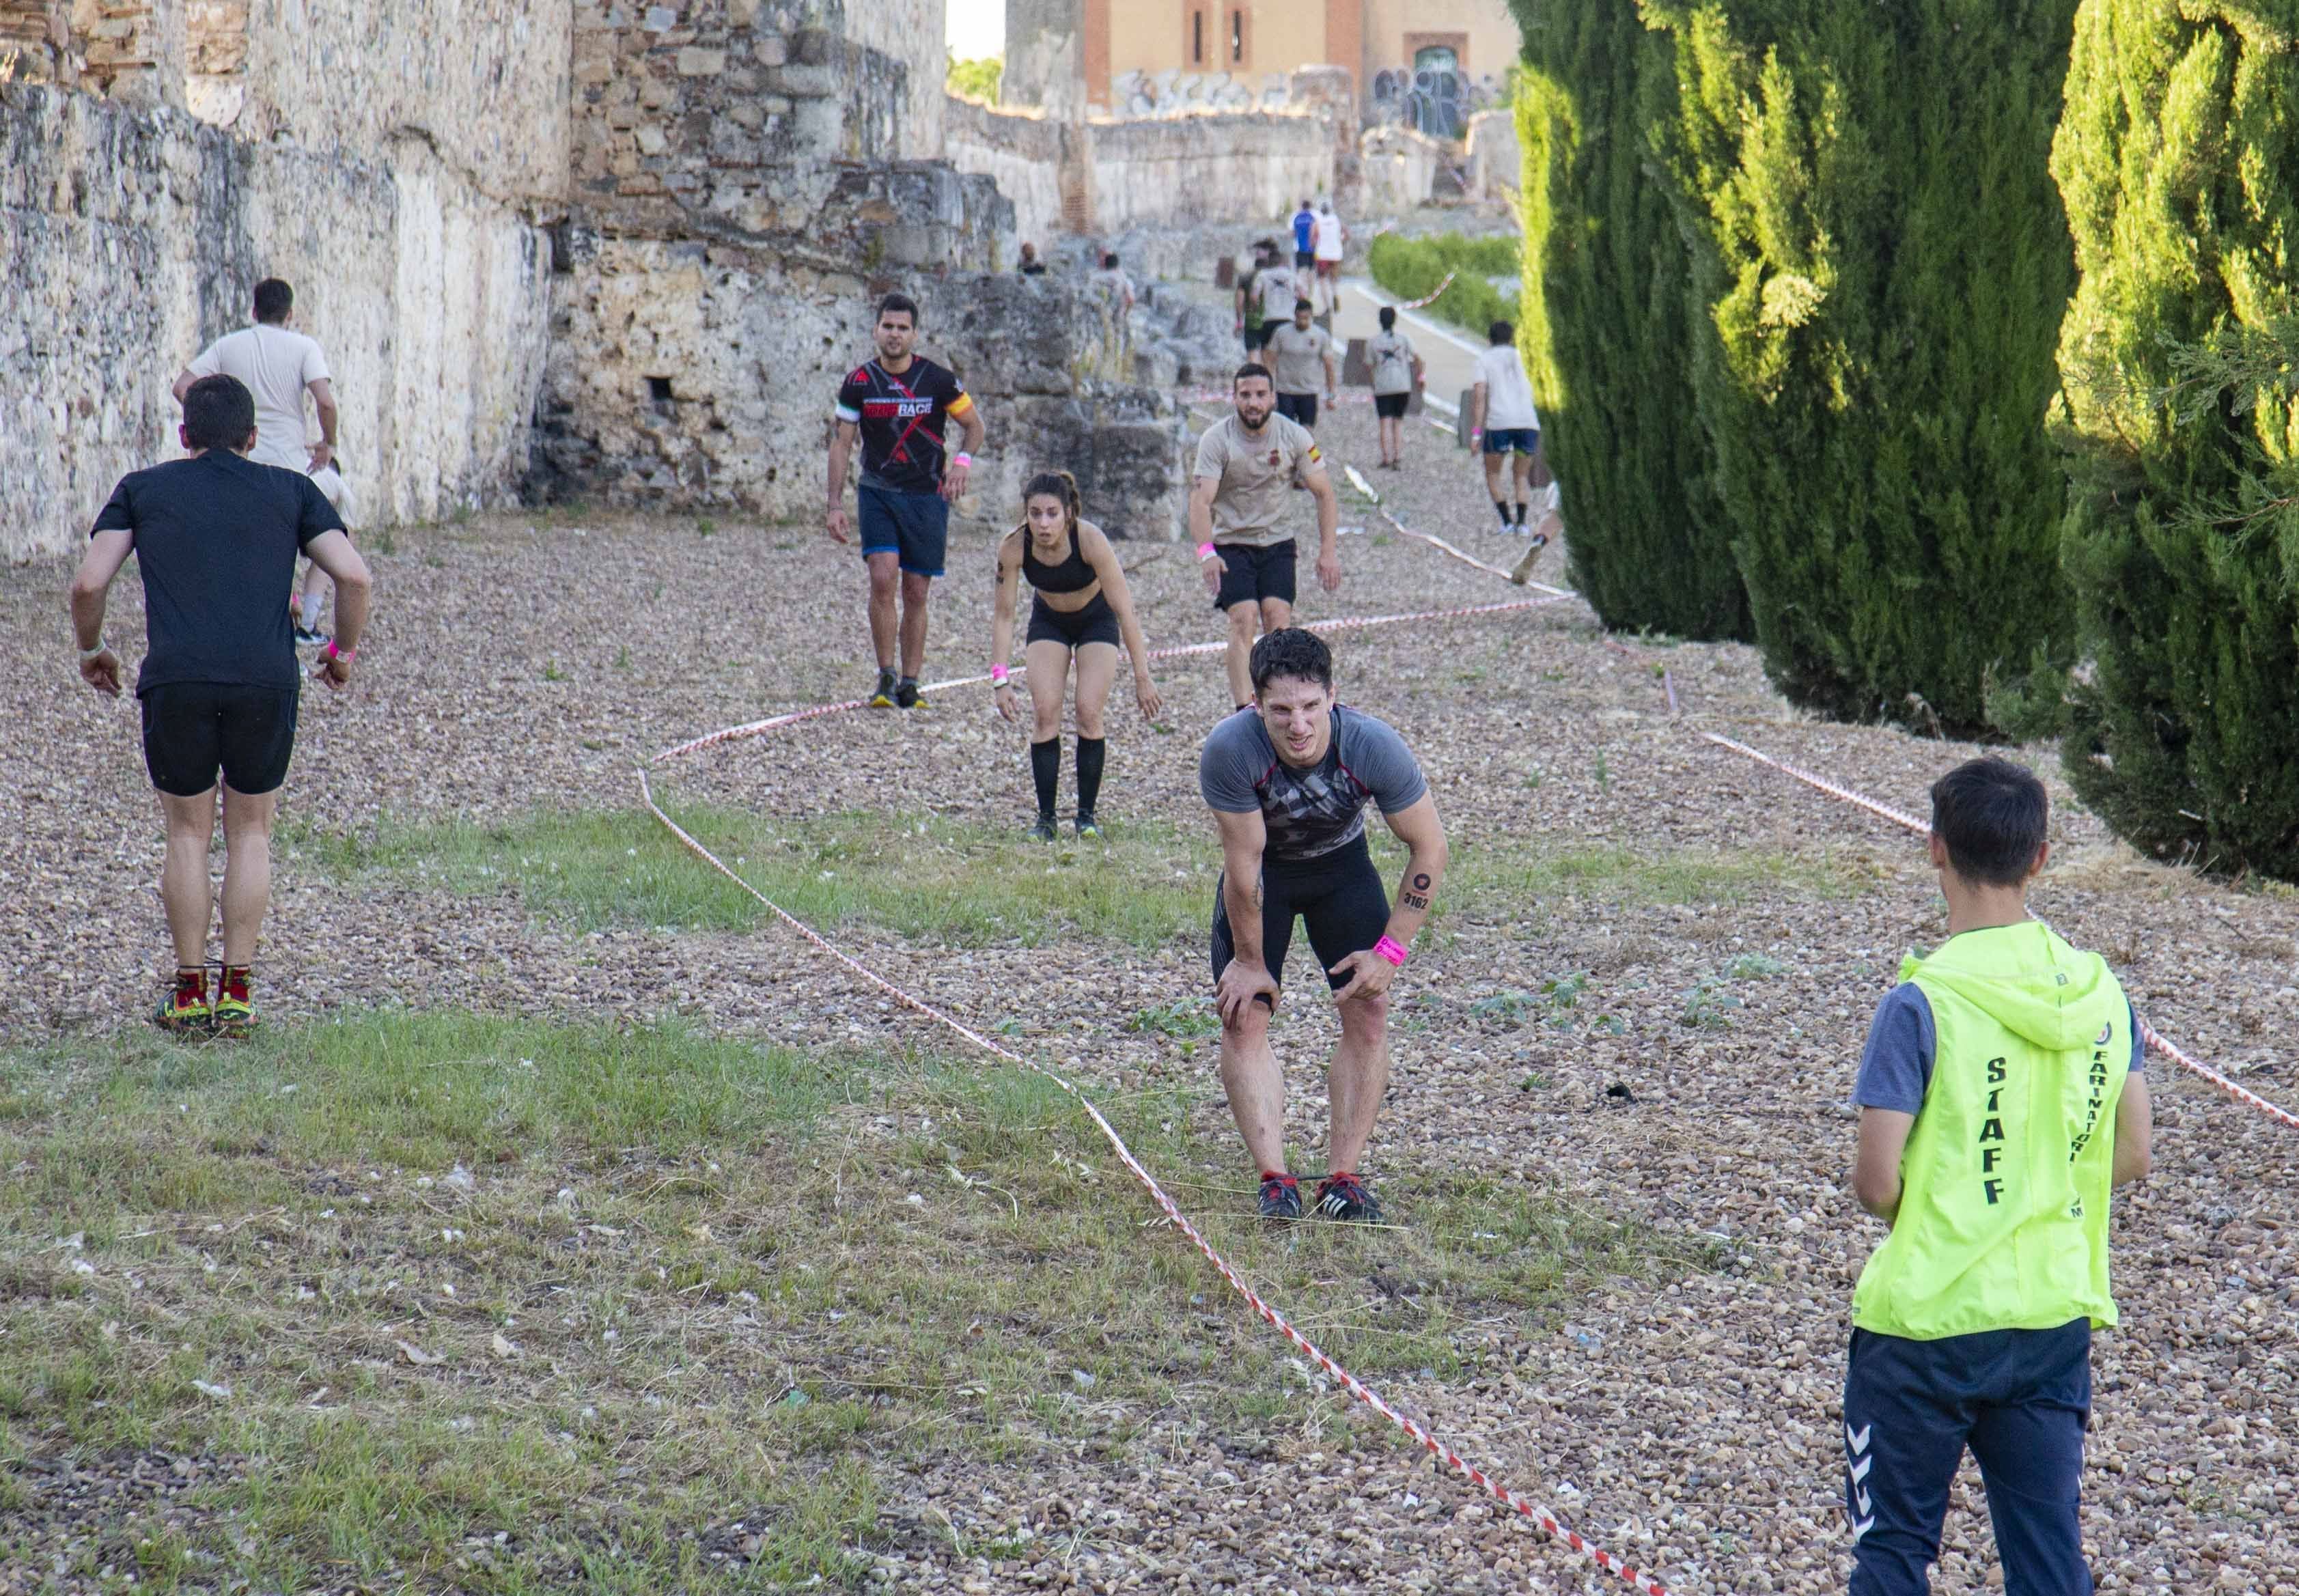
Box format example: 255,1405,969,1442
1412,873,1431,891
1252,882,1264,910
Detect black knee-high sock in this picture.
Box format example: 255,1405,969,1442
1075,737,1106,817
1030,737,1061,818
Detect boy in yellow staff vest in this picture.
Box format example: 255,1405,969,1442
1843,757,2153,1595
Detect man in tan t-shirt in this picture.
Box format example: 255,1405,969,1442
1190,363,1342,708
1262,300,1339,430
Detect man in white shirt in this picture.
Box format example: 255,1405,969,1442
1470,318,1545,538
1311,201,1346,316
173,279,349,641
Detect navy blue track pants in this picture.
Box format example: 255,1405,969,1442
1842,1318,2093,1595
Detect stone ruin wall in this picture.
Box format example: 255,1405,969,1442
0,0,568,561
535,0,1190,541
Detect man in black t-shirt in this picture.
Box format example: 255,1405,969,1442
826,292,988,709
70,375,373,1037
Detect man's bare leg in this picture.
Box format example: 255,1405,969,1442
1514,453,1537,528
219,786,279,968
1220,1000,1287,1175
1483,451,1509,527
1223,601,1259,708
865,551,900,669
1327,992,1392,1175
158,789,219,970
897,571,932,681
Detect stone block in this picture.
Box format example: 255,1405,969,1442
675,46,723,75
752,31,785,66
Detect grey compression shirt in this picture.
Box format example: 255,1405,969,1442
1199,704,1427,864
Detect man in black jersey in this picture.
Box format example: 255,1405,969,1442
827,292,988,708
1199,628,1449,1224
70,374,372,1036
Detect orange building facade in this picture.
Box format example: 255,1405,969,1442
1050,0,1519,124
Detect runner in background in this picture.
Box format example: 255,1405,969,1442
70,374,372,1036
1199,627,1448,1224
1367,307,1423,470
1236,241,1271,356
827,292,986,709
1251,251,1298,349
1263,301,1338,431
1018,242,1048,277
988,471,1164,841
1311,199,1346,318
1290,199,1317,273
1190,364,1341,710
173,277,347,645
1470,318,1545,539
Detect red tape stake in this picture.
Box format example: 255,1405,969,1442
1698,731,2299,1133
641,592,1675,1595
635,772,1675,1596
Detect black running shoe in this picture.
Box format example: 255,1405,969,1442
1029,814,1059,843
292,624,329,647
869,668,897,709
1258,1173,1303,1221
1074,811,1102,839
895,677,925,709
1314,1172,1382,1224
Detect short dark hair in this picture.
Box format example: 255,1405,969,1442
1929,757,2050,888
876,292,918,326
253,278,294,323
1378,305,1397,329
182,374,257,452
1233,362,1273,389
1488,320,1515,346
1101,251,1119,268
1250,628,1333,697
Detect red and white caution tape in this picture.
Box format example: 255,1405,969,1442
641,592,1673,1594
652,594,1576,766
1393,268,1459,311
635,766,1675,1595
1695,731,2299,1133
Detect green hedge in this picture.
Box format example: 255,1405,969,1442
2050,0,2299,879
1512,0,1749,641
1645,0,2081,735
1367,232,1516,335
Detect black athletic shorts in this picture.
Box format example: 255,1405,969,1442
1210,834,1390,1003
1212,539,1296,613
1374,392,1410,419
1274,391,1318,428
140,682,299,797
1026,591,1121,649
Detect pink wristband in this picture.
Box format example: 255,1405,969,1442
1373,934,1408,968
990,664,1008,684
322,640,356,664
1197,541,1217,561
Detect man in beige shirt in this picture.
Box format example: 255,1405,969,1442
1190,363,1342,708
1261,301,1339,429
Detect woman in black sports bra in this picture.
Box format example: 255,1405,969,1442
991,470,1164,841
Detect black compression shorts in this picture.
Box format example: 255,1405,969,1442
1210,833,1390,1003
140,682,299,797
1274,391,1319,428
1212,539,1296,613
1026,591,1121,649
1374,392,1410,419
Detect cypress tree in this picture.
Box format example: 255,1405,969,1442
1511,1,1750,640
2052,0,2299,878
1645,0,2080,733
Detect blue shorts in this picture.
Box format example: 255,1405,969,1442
857,484,949,578
1482,427,1539,457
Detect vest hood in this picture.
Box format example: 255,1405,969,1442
1901,921,2119,1053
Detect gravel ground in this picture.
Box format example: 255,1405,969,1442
5,393,2295,1594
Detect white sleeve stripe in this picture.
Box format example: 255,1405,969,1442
834,404,861,422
